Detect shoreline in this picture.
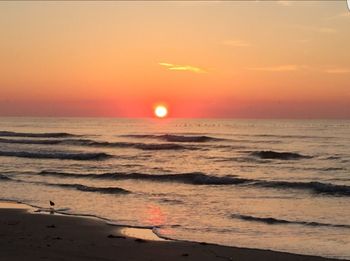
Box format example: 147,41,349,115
0,200,346,261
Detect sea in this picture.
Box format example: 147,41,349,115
0,117,349,259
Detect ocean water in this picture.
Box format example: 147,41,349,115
0,117,349,259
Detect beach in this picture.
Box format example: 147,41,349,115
1,0,349,259
0,202,344,261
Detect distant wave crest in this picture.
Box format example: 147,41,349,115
0,138,191,151
245,134,335,139
122,134,222,143
0,138,64,145
59,139,189,150
250,150,311,160
0,151,111,161
0,131,77,138
231,214,350,229
38,171,350,196
132,143,189,150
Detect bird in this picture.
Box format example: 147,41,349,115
49,201,55,215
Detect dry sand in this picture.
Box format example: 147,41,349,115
0,202,343,261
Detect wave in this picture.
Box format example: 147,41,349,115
121,134,222,143
131,143,189,150
326,156,342,160
250,150,311,160
231,214,350,229
59,139,190,150
38,171,350,196
256,180,350,196
158,198,184,204
160,134,222,142
0,151,111,161
0,131,77,138
0,174,11,180
8,177,130,195
320,167,345,171
243,134,335,139
39,171,249,185
0,138,65,145
0,138,192,151
49,183,130,194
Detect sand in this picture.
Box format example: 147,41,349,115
0,202,343,261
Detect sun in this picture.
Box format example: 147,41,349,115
154,105,168,118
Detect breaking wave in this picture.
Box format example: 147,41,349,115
49,183,130,194
250,150,311,160
121,134,223,142
256,180,350,196
0,131,77,138
0,151,111,161
231,214,350,229
4,175,130,194
39,171,246,185
0,138,192,151
37,171,350,196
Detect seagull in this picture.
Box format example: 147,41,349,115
49,201,55,215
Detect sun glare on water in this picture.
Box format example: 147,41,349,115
154,105,168,118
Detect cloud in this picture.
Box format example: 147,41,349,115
248,64,350,74
325,68,350,74
222,40,252,47
247,65,299,72
159,62,206,73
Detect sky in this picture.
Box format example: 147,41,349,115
0,1,349,118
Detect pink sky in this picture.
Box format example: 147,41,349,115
0,1,349,118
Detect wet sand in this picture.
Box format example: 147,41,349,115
0,202,344,261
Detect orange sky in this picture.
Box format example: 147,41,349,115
0,1,349,118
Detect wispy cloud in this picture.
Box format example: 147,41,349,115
222,40,252,47
247,65,300,72
248,64,350,74
325,68,350,74
159,62,206,73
